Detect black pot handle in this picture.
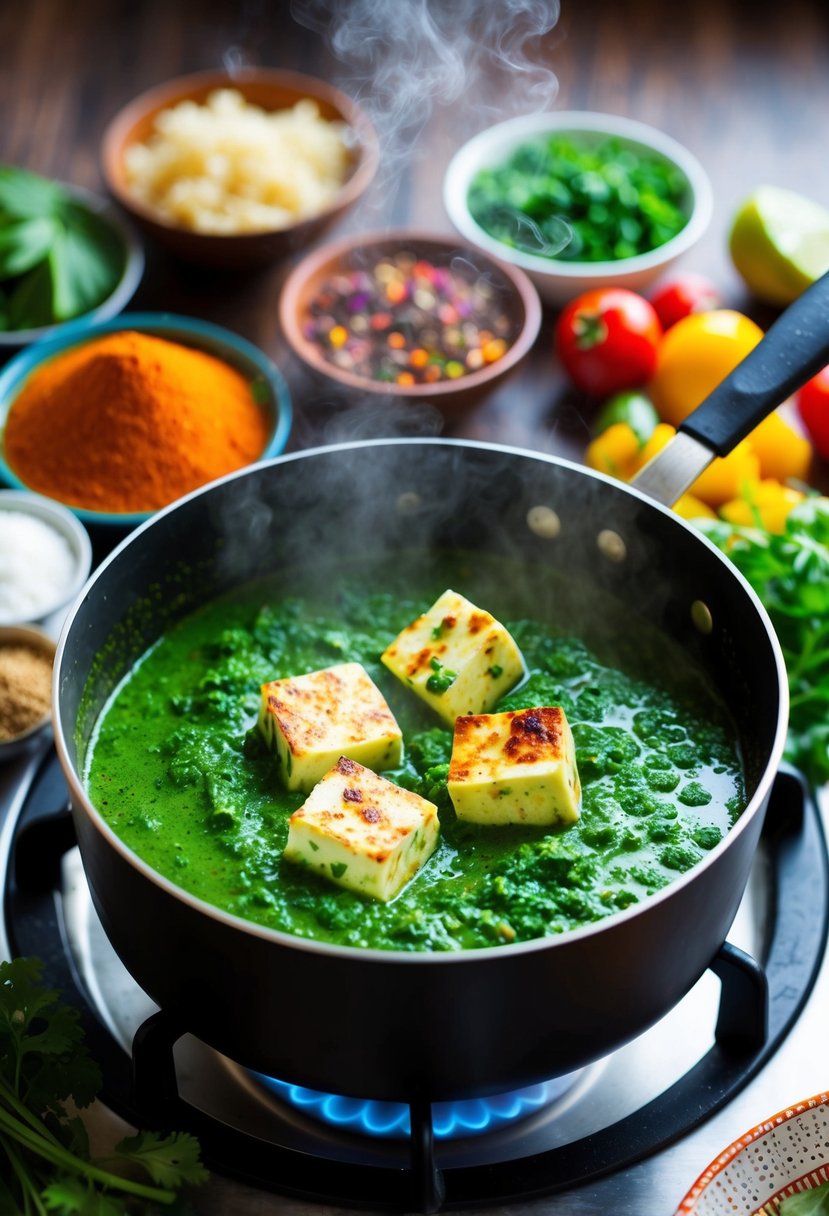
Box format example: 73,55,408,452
680,269,829,456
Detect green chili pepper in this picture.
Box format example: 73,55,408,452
594,390,660,445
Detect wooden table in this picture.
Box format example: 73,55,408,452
1,0,828,459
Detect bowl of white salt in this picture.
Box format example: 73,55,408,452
0,491,92,637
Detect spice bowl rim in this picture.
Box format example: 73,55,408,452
100,66,380,270
442,109,714,306
0,310,293,528
277,226,543,407
0,181,145,350
0,489,93,633
0,623,57,762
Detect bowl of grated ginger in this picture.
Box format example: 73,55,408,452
101,68,379,269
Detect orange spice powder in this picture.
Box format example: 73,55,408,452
3,330,272,513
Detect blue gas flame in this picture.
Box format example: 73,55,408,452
254,1074,568,1140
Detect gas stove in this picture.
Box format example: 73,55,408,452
1,745,826,1215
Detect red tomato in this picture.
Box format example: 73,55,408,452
648,272,722,330
555,288,662,397
796,364,829,459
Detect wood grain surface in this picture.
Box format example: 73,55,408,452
1,0,828,458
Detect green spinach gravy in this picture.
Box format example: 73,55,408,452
85,554,745,952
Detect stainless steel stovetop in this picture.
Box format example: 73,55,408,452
1,746,826,1216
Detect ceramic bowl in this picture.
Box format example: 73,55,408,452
0,311,292,529
0,491,92,636
443,111,713,306
675,1091,829,1214
278,229,542,412
101,68,379,269
0,183,144,350
0,624,57,763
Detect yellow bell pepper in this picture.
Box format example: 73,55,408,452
720,480,806,533
632,421,676,471
673,493,718,522
585,422,642,480
689,442,761,508
745,410,813,483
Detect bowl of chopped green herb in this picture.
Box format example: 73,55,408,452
0,167,144,348
675,1090,829,1214
444,112,713,306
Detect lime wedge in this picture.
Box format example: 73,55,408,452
728,186,829,305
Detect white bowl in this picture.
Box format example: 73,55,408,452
675,1091,829,1214
0,491,92,636
443,111,713,306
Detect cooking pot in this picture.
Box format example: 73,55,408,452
54,276,829,1103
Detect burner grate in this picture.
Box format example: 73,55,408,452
3,755,827,1213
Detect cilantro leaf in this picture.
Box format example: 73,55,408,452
42,1174,125,1215
0,957,101,1114
698,496,829,787
0,957,207,1212
0,956,63,1031
115,1130,210,1189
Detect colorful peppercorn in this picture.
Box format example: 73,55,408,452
301,251,516,386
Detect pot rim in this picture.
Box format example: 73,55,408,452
53,437,790,965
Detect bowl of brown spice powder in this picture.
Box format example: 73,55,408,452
0,625,56,762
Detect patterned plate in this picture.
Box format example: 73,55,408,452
676,1093,829,1214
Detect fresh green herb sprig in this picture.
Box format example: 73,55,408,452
761,1179,829,1214
0,166,125,332
698,496,829,787
467,133,688,263
0,956,208,1214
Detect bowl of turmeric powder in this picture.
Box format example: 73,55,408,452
0,312,292,527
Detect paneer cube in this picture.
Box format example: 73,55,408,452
258,662,402,793
447,706,581,827
284,756,440,901
380,590,525,726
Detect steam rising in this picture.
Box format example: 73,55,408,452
291,0,561,217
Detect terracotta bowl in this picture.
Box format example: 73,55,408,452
101,68,379,269
278,229,543,413
675,1092,829,1214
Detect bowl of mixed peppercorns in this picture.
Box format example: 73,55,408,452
278,229,542,411
443,111,713,305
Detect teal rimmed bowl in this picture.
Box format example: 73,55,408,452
0,311,292,530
